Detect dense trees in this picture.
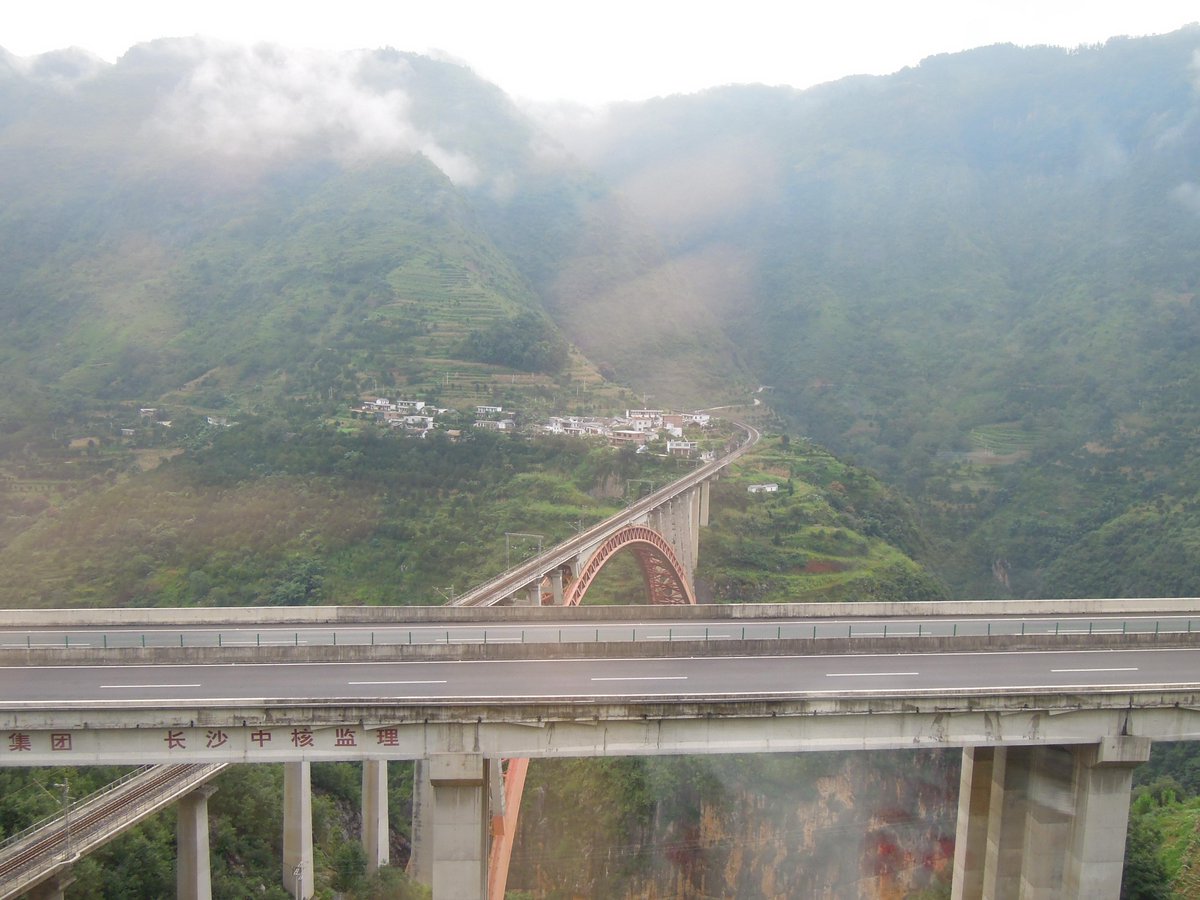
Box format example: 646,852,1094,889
462,311,569,374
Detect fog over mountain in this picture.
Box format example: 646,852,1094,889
3,27,1200,592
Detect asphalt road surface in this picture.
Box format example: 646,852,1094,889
4,646,1198,707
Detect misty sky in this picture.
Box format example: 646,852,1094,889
5,0,1198,105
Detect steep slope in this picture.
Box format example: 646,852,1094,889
544,28,1200,596
0,43,571,419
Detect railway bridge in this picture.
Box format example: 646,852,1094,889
449,421,759,609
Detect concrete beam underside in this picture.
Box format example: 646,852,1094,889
3,701,1195,766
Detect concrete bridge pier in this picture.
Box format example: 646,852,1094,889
951,736,1150,899
27,870,76,900
283,761,314,899
408,759,434,884
691,487,700,571
1064,737,1153,895
408,753,490,899
362,760,389,874
177,783,217,900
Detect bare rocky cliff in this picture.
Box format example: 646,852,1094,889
510,750,958,898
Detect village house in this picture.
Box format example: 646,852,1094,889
609,429,649,447
625,409,664,427
747,483,779,494
474,418,516,431
666,440,698,457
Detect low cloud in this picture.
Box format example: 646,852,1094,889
152,42,479,184
1171,181,1200,215
4,47,108,90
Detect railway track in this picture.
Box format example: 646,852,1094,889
0,763,226,898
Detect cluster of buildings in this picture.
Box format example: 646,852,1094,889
351,399,716,458
352,398,520,435
542,409,713,458
352,398,445,435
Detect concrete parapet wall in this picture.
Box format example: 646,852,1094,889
4,597,1200,628
5,629,1199,668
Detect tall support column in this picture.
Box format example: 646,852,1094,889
550,569,564,605
1063,736,1152,897
1019,746,1074,895
362,760,389,874
408,759,434,885
981,746,1032,899
27,871,76,900
428,753,490,900
951,746,994,900
177,783,217,900
488,759,529,900
953,739,1150,899
689,485,701,573
670,497,694,582
283,761,314,899
699,479,711,527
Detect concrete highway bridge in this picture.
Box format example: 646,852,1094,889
3,421,1200,898
4,602,1200,899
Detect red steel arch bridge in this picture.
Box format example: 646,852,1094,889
451,420,760,611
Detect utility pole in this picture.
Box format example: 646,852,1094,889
505,532,544,568
52,781,71,859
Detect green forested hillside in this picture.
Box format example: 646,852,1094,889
0,420,682,608
6,31,1200,598
696,435,944,603
553,28,1200,598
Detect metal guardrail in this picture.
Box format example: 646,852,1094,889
7,616,1200,651
0,763,226,899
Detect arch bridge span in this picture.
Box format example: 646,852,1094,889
451,421,759,610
